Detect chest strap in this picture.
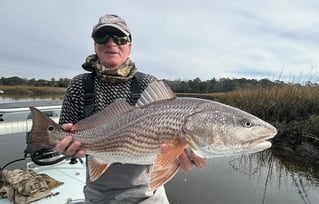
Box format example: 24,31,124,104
83,72,143,117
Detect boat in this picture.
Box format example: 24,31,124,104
0,101,86,204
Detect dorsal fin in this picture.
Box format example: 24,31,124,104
73,100,134,131
136,80,176,107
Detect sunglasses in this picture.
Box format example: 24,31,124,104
93,34,130,45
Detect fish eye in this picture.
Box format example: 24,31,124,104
241,119,252,128
48,126,54,131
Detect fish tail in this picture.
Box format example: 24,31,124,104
29,107,60,152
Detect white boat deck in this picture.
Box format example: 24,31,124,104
0,159,86,204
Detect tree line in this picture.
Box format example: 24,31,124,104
164,77,318,93
1,76,318,93
0,76,71,88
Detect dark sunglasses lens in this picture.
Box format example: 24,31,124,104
94,35,129,45
94,35,110,44
111,35,129,45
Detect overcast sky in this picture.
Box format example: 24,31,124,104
1,0,318,82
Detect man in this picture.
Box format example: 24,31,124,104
55,14,206,203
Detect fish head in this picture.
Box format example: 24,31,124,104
183,102,277,158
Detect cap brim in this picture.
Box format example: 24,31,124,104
92,24,130,37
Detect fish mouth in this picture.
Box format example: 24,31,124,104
242,134,276,147
242,126,277,147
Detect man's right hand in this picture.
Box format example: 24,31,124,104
55,123,87,157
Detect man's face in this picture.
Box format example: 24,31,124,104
94,29,131,68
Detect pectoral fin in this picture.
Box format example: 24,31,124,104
87,156,111,182
150,142,187,190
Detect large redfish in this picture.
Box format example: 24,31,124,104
29,80,277,190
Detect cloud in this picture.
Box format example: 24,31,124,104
0,0,318,82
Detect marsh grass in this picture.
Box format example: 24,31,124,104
209,85,319,122
0,85,66,96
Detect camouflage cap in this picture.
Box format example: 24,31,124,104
92,14,131,37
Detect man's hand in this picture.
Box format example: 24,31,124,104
160,144,207,172
55,123,87,157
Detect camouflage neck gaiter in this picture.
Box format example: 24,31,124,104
82,54,137,82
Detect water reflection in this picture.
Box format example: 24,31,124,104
229,148,318,204
165,148,319,204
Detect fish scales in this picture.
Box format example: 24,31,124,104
72,98,197,163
